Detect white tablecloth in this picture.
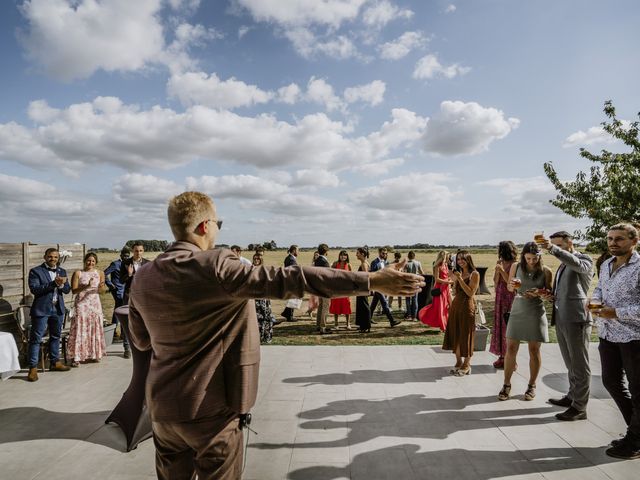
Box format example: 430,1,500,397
0,331,20,380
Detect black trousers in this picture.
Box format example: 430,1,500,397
598,338,640,442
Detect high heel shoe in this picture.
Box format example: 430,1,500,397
359,328,370,333
449,363,463,374
498,384,511,401
454,366,471,376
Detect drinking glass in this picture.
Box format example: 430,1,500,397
534,231,545,244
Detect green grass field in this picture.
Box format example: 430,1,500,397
95,248,600,346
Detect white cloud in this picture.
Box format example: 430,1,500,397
167,71,274,109
379,31,427,60
186,174,289,199
349,157,404,177
423,101,520,156
285,27,359,59
0,97,428,173
0,173,102,240
18,0,164,81
344,80,386,106
362,1,413,28
413,53,470,80
17,0,218,81
290,169,341,188
234,0,367,28
350,173,458,211
306,77,345,112
445,4,457,14
562,122,630,148
277,83,302,104
113,173,182,207
476,176,587,236
161,23,223,73
238,25,252,38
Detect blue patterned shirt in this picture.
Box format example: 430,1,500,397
593,251,640,343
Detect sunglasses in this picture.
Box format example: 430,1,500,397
204,219,223,230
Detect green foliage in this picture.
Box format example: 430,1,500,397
544,100,640,252
125,239,169,252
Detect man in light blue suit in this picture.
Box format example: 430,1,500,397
27,247,72,381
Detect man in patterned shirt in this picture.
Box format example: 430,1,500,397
590,223,640,460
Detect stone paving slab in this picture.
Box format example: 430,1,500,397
0,343,637,479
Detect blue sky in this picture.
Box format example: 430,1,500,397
1,0,638,249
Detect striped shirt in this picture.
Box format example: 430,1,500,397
593,251,640,343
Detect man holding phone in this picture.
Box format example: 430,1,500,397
27,248,72,381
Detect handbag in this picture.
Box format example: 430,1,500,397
285,298,303,310
431,287,442,296
475,301,486,325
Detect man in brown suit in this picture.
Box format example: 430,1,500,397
127,191,424,479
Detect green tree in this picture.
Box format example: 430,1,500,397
544,100,640,252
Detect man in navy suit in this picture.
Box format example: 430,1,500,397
104,246,131,337
27,248,72,381
370,248,401,327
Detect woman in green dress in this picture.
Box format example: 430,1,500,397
498,242,553,401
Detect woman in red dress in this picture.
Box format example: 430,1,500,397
419,250,454,331
329,250,353,330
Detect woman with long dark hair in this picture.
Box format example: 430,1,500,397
68,252,107,366
490,241,518,369
498,242,553,401
355,247,371,333
443,250,479,376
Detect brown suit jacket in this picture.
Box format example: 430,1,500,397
128,241,369,423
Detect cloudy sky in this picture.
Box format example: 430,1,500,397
1,0,638,249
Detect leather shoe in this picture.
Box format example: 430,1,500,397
49,361,70,372
555,406,587,421
548,396,572,407
27,367,39,382
390,319,402,327
605,438,640,460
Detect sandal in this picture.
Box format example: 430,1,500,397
454,366,471,376
524,384,536,401
70,361,80,368
498,384,511,401
449,363,463,374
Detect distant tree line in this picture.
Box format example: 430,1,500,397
125,239,170,252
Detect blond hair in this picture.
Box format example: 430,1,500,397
167,191,214,239
434,250,449,268
609,222,639,240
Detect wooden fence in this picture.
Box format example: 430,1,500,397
0,243,86,340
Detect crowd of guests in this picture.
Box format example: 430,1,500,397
22,222,640,460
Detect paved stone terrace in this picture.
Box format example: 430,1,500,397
0,343,636,480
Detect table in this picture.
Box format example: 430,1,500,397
105,305,153,451
0,331,20,381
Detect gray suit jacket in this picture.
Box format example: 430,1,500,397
128,242,369,422
550,245,594,325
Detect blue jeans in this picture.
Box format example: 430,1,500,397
28,314,63,368
370,293,395,325
405,295,418,318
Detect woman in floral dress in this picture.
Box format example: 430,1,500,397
68,252,107,366
490,241,518,369
252,254,275,343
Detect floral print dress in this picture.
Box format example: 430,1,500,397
68,270,106,362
